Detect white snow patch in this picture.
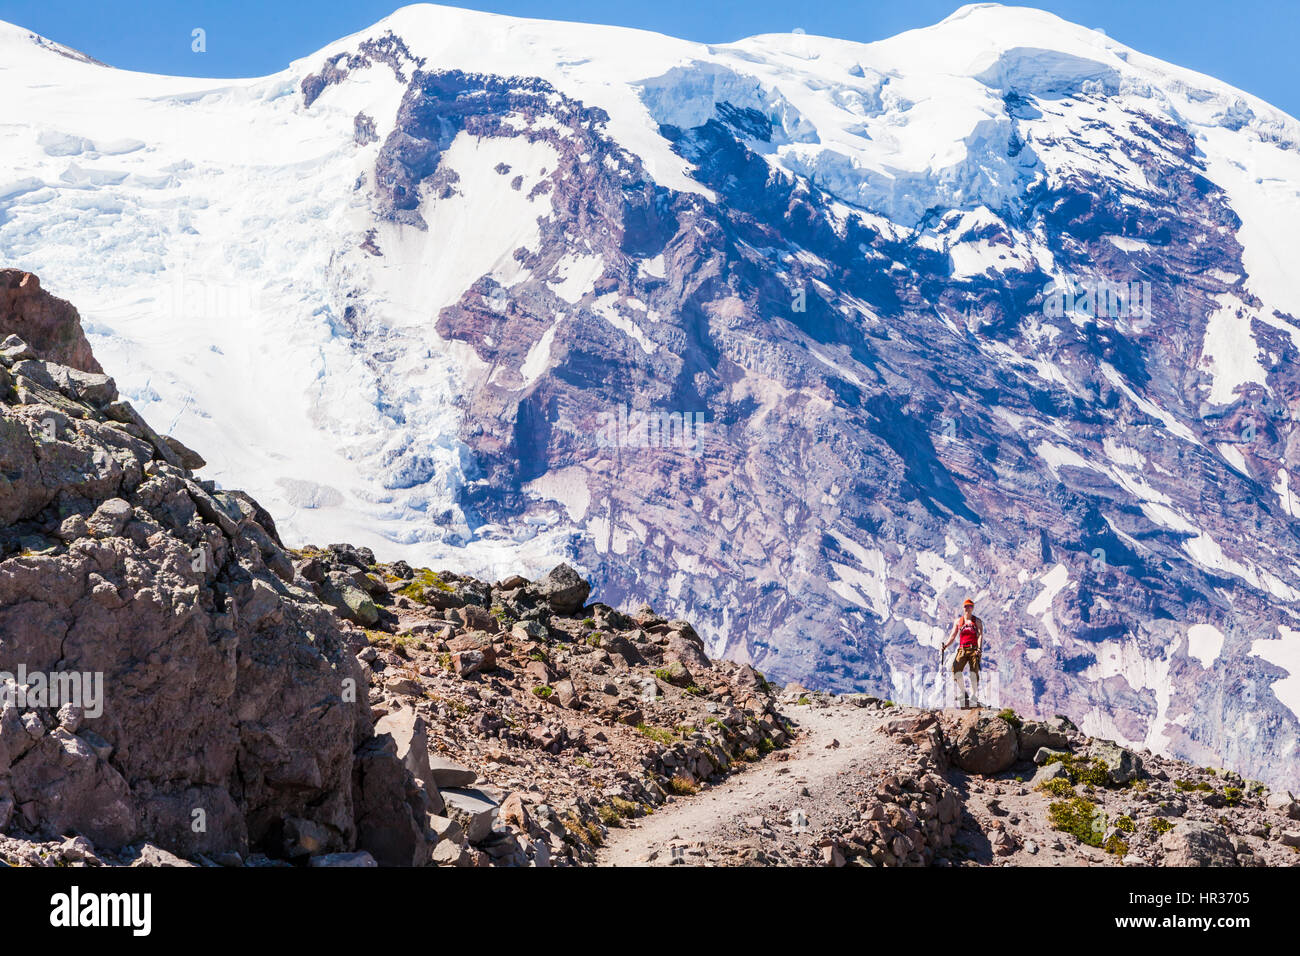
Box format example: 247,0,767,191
1186,623,1225,668
1250,626,1300,721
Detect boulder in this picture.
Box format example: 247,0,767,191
531,563,590,615
442,788,499,844
664,631,711,671
431,839,467,866
1034,747,1070,765
0,271,103,373
947,713,1018,775
351,735,432,866
1088,740,1144,785
320,571,379,626
447,632,497,674
655,660,693,688
1017,720,1070,760
129,844,196,867
1160,822,1237,867
884,714,938,736
732,664,771,700
1265,790,1300,819
511,620,548,642
375,707,444,814
552,679,578,708
1047,715,1079,734
1030,762,1071,787
429,756,478,789
161,434,206,471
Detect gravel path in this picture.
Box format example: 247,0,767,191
597,701,899,866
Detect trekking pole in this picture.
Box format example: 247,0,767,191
938,642,945,708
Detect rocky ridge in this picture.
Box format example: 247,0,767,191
612,690,1300,867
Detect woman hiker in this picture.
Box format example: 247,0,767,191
943,598,983,708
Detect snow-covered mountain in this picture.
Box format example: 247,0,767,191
3,3,1299,786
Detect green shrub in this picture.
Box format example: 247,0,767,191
997,708,1022,730
1150,818,1173,835
609,796,639,817
635,723,677,745
1175,779,1213,793
1115,815,1136,833
395,568,453,603
562,812,603,848
532,685,553,699
1045,753,1112,788
1223,787,1243,806
1047,797,1104,847
1037,778,1076,798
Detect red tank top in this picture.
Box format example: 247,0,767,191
958,620,979,647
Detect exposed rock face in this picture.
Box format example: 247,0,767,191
0,271,101,374
0,300,423,863
300,28,1300,789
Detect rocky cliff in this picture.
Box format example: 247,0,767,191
0,272,429,864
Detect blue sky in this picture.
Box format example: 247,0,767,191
3,1,1297,117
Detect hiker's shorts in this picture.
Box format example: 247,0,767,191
952,645,980,674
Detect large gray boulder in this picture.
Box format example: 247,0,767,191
429,757,477,789
1089,740,1144,785
441,788,499,844
1160,821,1237,867
946,713,1019,776
1018,721,1070,761
531,563,590,615
1265,790,1300,819
375,707,444,815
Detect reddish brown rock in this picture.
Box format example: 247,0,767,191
0,271,102,373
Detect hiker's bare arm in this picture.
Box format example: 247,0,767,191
942,618,959,649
